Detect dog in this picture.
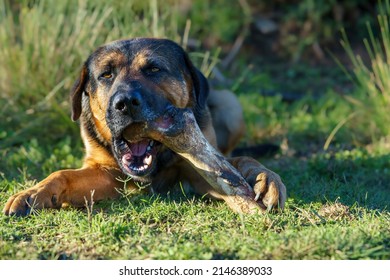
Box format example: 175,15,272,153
3,38,286,216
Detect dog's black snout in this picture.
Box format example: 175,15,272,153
113,94,126,112
112,91,142,115
130,95,141,107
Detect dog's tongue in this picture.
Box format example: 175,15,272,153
129,140,149,156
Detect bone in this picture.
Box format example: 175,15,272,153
148,109,266,214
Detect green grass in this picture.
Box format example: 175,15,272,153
0,0,389,260
329,0,390,144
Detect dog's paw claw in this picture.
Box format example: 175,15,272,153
252,171,286,211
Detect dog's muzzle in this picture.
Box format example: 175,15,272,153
107,87,184,180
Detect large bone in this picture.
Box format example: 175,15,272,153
132,109,265,214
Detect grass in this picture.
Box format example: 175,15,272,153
329,0,390,144
0,0,389,260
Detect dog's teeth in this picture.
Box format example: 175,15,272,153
144,154,152,165
146,140,154,151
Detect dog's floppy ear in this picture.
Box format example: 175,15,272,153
70,64,88,121
183,52,209,110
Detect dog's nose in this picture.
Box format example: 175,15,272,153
112,91,142,115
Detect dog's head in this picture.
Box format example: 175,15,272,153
70,38,210,181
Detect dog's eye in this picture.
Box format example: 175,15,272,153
144,66,161,74
100,72,113,80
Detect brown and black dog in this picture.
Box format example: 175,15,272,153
3,38,286,216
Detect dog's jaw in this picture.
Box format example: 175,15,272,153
113,137,161,180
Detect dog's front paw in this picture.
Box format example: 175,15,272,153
230,157,287,211
251,168,286,210
3,183,61,216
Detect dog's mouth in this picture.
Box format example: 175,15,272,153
112,106,187,179
114,137,162,178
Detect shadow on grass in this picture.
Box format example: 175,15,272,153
274,151,390,212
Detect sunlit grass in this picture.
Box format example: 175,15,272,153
326,0,390,147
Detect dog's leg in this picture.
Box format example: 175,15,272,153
228,156,286,210
208,89,245,155
3,167,125,216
